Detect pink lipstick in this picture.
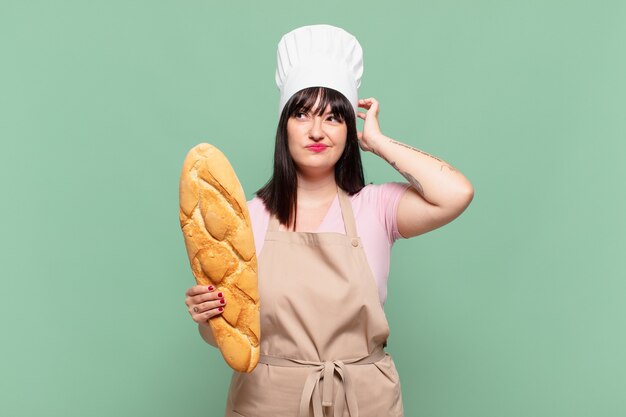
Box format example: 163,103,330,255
307,145,328,152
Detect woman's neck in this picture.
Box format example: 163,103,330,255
296,172,337,208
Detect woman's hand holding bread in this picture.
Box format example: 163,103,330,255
185,284,227,324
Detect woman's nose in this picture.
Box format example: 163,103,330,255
308,117,325,140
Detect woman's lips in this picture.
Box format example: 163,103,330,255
307,145,328,152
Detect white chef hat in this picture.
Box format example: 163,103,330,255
275,24,363,117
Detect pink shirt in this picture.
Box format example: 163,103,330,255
246,182,411,307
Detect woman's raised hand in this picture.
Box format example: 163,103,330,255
185,284,226,325
356,97,385,154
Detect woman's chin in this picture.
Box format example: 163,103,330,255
295,163,336,178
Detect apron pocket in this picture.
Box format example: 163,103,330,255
351,353,403,417
373,353,400,384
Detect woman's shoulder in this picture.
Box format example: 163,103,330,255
246,194,265,209
246,195,269,218
246,195,270,255
351,182,411,244
351,181,411,203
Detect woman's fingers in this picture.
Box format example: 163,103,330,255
193,298,226,315
188,295,226,323
358,97,377,108
185,284,226,323
357,98,380,119
185,284,214,298
190,288,224,305
185,284,216,305
191,302,224,322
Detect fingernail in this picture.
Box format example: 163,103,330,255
218,307,223,312
217,292,223,297
208,286,214,291
220,299,225,304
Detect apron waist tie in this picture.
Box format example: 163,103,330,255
258,345,386,417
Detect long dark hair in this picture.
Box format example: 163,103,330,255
256,86,365,230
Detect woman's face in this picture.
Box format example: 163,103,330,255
286,95,347,176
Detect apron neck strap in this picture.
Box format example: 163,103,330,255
267,186,358,238
337,187,358,238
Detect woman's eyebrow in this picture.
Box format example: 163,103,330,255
300,106,336,116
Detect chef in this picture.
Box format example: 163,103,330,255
185,23,474,417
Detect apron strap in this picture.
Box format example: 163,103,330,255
266,186,358,238
258,345,386,417
336,187,358,238
268,211,280,232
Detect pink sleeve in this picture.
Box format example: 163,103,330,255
246,197,270,256
374,181,411,243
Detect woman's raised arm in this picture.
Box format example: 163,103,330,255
357,97,474,238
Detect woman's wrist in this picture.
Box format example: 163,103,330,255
368,134,392,161
367,133,389,158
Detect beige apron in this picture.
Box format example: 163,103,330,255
224,187,404,417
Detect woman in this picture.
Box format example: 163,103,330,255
184,25,474,417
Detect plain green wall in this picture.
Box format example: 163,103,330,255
2,1,625,416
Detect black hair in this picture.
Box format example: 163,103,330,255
256,86,365,230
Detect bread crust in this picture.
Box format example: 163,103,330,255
179,143,260,373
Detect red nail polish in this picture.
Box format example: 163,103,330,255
217,292,223,297
220,299,225,304
218,307,223,312
208,286,214,291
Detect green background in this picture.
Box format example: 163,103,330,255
2,1,625,416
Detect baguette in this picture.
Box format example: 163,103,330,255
179,143,260,373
